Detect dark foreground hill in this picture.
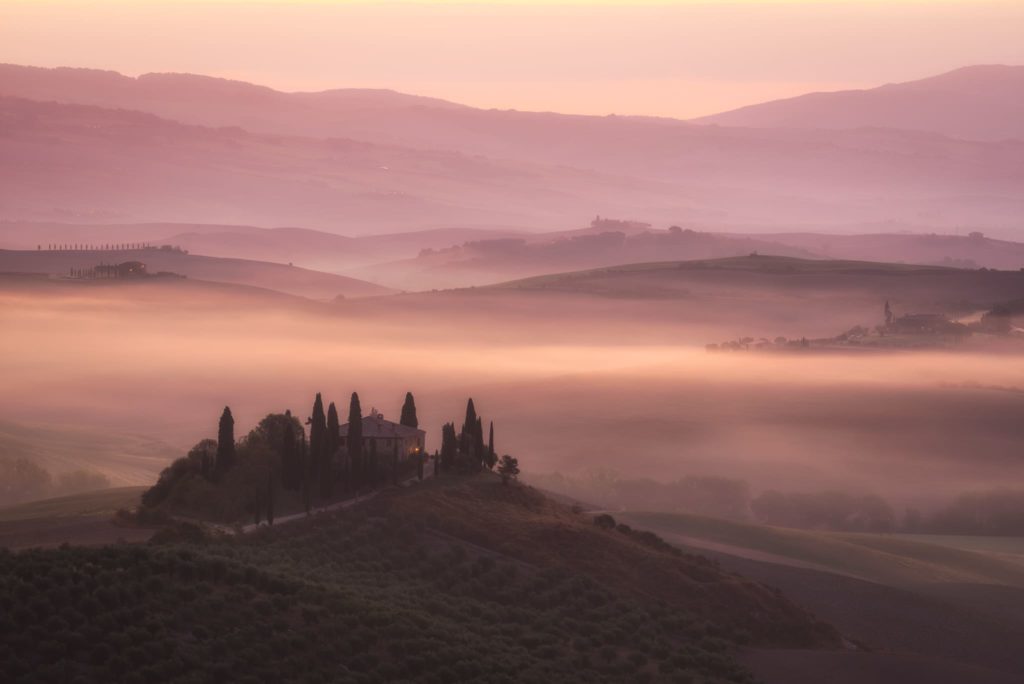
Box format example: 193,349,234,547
0,475,839,683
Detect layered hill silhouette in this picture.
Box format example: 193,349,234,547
696,65,1024,142
0,221,529,272
3,65,1023,233
6,221,1024,289
0,248,391,300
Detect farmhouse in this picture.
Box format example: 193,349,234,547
888,313,969,336
339,409,425,461
94,261,148,279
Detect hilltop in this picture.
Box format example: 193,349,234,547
0,475,840,682
695,65,1024,142
490,255,1024,312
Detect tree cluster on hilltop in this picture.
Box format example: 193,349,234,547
142,390,522,523
438,398,507,476
143,391,411,523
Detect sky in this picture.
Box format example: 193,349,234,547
2,1,1023,117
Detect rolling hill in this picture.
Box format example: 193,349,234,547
0,95,690,233
354,227,817,290
744,231,1024,271
0,419,179,489
618,511,1024,681
0,475,842,682
492,255,1024,312
3,66,1024,233
0,221,531,273
696,65,1024,142
0,247,391,300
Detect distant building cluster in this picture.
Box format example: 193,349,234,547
69,261,148,279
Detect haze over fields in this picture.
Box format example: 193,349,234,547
3,2,1024,682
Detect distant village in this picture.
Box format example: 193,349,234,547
36,244,190,280
708,299,1021,352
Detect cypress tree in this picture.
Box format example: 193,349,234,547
486,421,496,470
215,406,235,478
348,392,363,487
309,394,326,499
475,417,485,469
400,392,419,428
461,398,478,464
324,402,339,499
440,422,458,473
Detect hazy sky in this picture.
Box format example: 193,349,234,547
2,1,1023,117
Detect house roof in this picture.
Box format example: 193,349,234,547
339,411,424,439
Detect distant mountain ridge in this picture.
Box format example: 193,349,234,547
695,65,1024,142
2,63,1024,237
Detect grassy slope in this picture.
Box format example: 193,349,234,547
489,255,1024,312
0,488,150,550
0,249,393,300
495,256,954,289
0,487,144,523
617,511,1024,680
0,475,841,684
376,476,838,648
0,419,178,488
618,511,1024,590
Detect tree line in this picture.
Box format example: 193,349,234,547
438,397,519,484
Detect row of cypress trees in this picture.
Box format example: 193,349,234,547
213,392,422,505
199,392,514,523
438,398,497,473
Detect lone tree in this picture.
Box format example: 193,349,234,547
215,407,235,477
884,300,894,326
497,455,520,485
400,392,418,428
348,392,363,487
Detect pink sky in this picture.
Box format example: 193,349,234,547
2,1,1023,117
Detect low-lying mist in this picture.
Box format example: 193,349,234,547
2,279,1022,513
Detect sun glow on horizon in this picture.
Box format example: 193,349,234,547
2,0,1022,118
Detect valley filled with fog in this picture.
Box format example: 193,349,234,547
3,273,1021,519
